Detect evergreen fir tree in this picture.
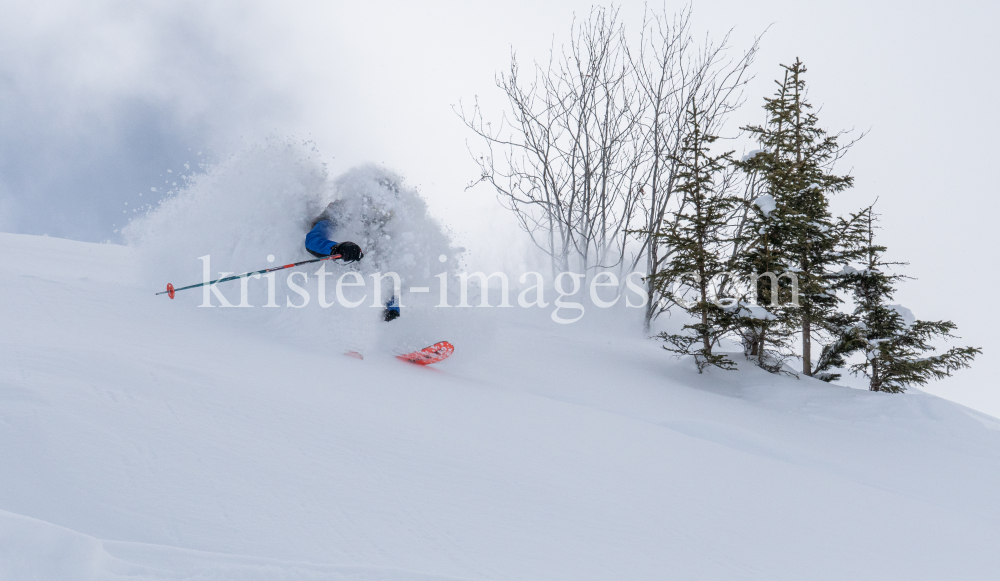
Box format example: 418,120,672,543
729,185,797,373
811,207,873,382
843,210,980,393
738,59,860,376
651,102,739,372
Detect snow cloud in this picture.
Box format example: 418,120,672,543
0,0,295,242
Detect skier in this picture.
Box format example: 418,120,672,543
305,204,364,262
305,202,400,321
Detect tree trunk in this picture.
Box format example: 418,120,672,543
701,278,711,355
802,317,812,376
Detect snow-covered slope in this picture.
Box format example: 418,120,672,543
2,231,999,580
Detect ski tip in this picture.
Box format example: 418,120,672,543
396,341,454,366
167,283,175,299
344,350,364,360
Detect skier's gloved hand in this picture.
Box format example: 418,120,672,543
331,241,364,262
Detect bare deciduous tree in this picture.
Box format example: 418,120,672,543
459,6,644,277
459,4,759,330
628,7,759,329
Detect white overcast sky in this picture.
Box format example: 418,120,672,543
2,0,998,414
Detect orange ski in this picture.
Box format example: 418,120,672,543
396,341,454,366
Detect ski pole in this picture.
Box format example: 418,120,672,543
156,254,343,299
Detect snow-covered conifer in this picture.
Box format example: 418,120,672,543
842,210,980,392
737,59,860,376
650,102,740,372
729,187,797,373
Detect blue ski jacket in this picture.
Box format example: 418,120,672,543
305,220,338,257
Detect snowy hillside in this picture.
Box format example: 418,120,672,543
2,229,1000,580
